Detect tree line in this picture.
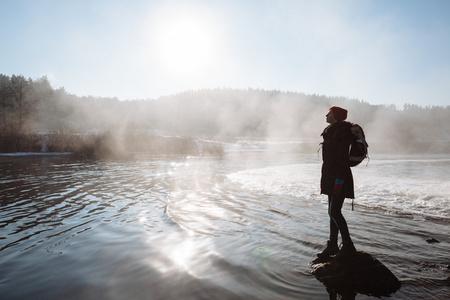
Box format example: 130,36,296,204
1,74,449,155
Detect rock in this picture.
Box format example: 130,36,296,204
426,238,440,244
310,251,401,298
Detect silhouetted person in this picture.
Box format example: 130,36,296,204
317,106,357,260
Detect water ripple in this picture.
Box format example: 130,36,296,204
1,154,449,299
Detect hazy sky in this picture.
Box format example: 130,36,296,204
1,0,449,107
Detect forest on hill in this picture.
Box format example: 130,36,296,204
1,74,449,156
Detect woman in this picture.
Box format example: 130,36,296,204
317,106,357,260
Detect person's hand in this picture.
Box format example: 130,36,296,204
334,179,344,195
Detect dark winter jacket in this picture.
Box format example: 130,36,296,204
320,121,355,199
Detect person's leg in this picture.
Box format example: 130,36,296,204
329,195,357,259
317,196,340,258
328,195,351,244
328,196,340,244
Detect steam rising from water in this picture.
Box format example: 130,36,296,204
3,74,449,156
36,89,447,156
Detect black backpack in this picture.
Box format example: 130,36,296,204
348,123,369,167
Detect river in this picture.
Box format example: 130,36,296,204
1,152,449,299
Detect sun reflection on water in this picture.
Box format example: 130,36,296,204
145,230,218,278
169,235,197,273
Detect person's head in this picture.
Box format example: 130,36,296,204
326,106,348,124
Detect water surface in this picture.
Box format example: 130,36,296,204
1,153,449,299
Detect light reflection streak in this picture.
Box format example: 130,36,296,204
170,235,197,273
165,191,235,237
145,231,220,278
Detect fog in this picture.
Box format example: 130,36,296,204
1,74,449,156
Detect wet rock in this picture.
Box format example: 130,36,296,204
310,251,401,298
426,238,440,244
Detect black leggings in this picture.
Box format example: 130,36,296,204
328,195,352,244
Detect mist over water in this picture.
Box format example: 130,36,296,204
1,153,449,299
1,77,449,155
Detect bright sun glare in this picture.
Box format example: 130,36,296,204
150,4,219,80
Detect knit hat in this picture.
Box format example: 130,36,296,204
329,106,348,122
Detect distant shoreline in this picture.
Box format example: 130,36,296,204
0,152,73,157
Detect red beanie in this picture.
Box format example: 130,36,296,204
329,106,348,121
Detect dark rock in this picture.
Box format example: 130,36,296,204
426,238,440,244
310,251,401,298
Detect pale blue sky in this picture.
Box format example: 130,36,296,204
1,0,449,106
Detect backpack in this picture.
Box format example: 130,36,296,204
348,123,369,167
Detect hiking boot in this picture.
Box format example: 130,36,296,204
335,242,357,260
317,240,339,258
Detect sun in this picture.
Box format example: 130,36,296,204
156,18,214,77
149,4,219,80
